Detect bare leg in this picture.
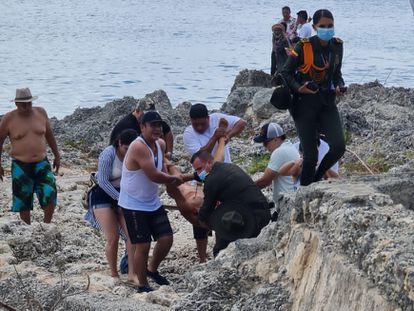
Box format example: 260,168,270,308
117,209,138,284
196,238,208,263
43,203,55,223
148,234,173,273
19,210,31,225
94,208,120,278
134,242,151,286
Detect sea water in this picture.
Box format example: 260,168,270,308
0,0,413,117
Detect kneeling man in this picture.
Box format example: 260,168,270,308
191,151,271,257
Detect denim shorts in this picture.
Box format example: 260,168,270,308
90,185,119,209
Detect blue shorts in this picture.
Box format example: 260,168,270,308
11,158,57,212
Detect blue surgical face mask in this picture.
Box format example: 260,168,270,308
198,170,209,182
316,27,335,41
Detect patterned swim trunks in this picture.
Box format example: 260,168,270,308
11,158,57,212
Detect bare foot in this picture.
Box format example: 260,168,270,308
111,271,120,278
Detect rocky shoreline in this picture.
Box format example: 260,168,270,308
0,69,413,310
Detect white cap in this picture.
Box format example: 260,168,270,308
253,122,285,143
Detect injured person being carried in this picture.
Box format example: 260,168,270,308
166,149,271,260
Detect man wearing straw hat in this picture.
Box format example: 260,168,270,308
0,88,60,224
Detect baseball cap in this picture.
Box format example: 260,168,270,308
141,111,164,124
253,123,285,143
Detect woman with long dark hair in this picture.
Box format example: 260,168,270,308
281,9,346,186
88,129,138,282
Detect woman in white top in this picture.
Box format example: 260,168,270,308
90,129,137,280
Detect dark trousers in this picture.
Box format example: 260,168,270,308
271,51,277,76
212,208,270,257
290,92,345,186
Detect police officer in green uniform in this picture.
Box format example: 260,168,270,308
281,9,346,186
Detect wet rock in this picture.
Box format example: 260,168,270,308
221,87,262,117
249,88,278,120
51,96,138,153
230,69,272,92
170,101,192,131
137,89,173,112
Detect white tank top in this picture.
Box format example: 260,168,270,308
118,137,163,211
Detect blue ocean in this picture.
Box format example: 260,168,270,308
1,0,413,117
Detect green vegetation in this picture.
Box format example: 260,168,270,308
247,153,270,174
343,151,391,174
403,150,414,161
366,152,391,173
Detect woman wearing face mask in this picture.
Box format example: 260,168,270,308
281,9,346,186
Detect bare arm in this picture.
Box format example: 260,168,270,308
164,131,174,157
41,109,60,173
0,114,10,181
255,168,278,189
226,119,246,141
134,140,182,185
279,159,302,177
324,169,339,179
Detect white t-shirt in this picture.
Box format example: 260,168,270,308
183,112,240,163
297,23,312,38
278,17,297,41
318,140,339,173
293,139,339,173
267,140,300,202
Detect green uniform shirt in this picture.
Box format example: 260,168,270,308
282,35,344,92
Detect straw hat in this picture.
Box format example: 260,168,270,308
11,87,38,103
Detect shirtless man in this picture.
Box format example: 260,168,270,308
165,162,207,262
118,111,183,293
0,88,60,224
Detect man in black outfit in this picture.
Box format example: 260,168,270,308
109,103,174,158
191,150,271,257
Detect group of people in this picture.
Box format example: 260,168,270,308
0,5,346,294
271,6,313,76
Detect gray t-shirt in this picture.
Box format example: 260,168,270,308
267,140,300,202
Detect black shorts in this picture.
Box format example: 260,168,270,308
193,225,209,240
122,206,173,244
